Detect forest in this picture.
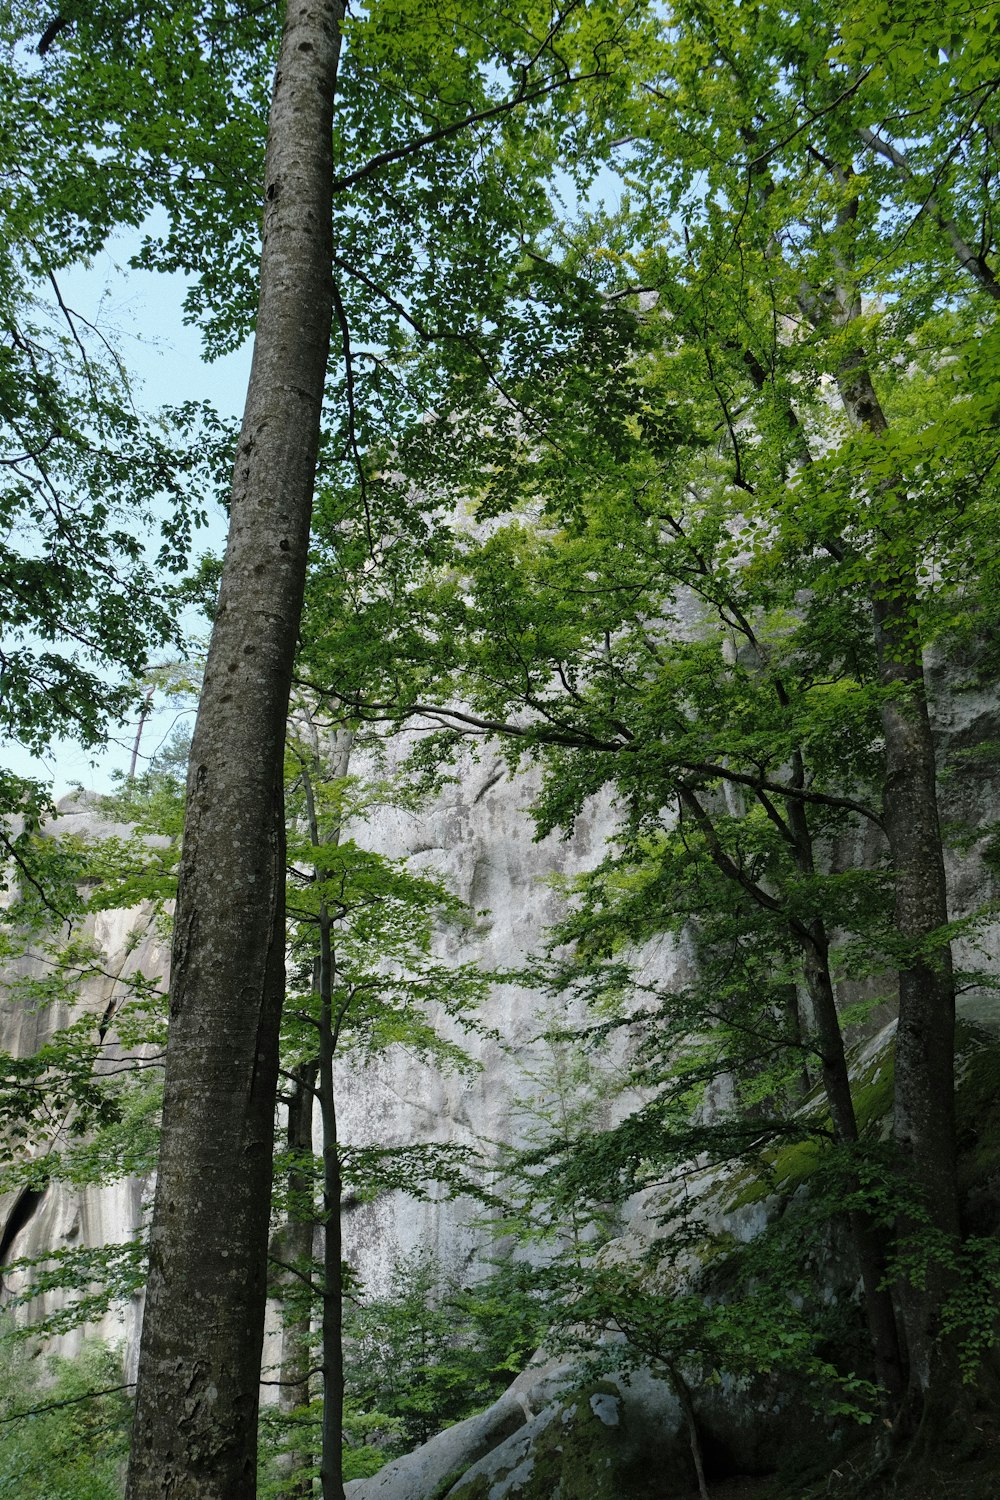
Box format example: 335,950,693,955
1,0,1000,1496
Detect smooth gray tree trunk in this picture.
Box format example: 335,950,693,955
126,2,344,1495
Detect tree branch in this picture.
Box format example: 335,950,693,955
0,830,69,923
331,69,607,195
0,1382,134,1426
858,125,1000,300
331,280,375,551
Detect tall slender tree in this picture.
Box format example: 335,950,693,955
125,2,344,1494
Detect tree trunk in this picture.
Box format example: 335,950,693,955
791,245,961,1410
779,984,812,1101
318,911,345,1500
782,785,906,1406
298,741,352,1500
125,3,343,1495
798,919,907,1407
128,683,156,781
666,1362,709,1500
835,355,961,1405
275,1059,319,1499
681,777,906,1403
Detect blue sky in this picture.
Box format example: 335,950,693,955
15,232,252,800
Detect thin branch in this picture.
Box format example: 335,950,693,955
678,785,795,929
331,69,607,195
0,431,61,467
45,269,103,421
259,1365,324,1386
753,784,798,848
0,831,68,923
0,1382,134,1426
267,1255,323,1296
858,124,1000,300
687,759,882,828
37,15,70,54
331,281,374,551
745,68,875,172
304,685,883,825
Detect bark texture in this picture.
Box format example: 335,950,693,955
835,355,961,1401
126,3,344,1495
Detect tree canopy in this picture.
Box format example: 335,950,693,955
1,0,1000,1495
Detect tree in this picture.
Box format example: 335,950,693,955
617,0,1000,1428
297,0,1000,1463
112,0,650,1487
124,1,345,1493
270,727,491,1497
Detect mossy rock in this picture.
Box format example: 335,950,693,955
849,1051,894,1132
724,1040,898,1213
445,1380,687,1500
723,1018,1000,1230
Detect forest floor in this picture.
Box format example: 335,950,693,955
703,1443,1000,1499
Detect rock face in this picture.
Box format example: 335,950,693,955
332,743,661,1291
0,794,168,1374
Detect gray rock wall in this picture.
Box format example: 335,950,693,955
0,795,168,1373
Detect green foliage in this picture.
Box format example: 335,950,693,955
343,1247,544,1457
0,1329,131,1498
0,788,175,1335
489,1032,628,1259
1,0,998,1478
0,23,223,769
280,733,493,1080
0,791,173,1172
0,1240,147,1338
505,1129,908,1430
548,1258,879,1425
282,0,1000,1443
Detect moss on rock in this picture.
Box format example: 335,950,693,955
445,1380,685,1500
